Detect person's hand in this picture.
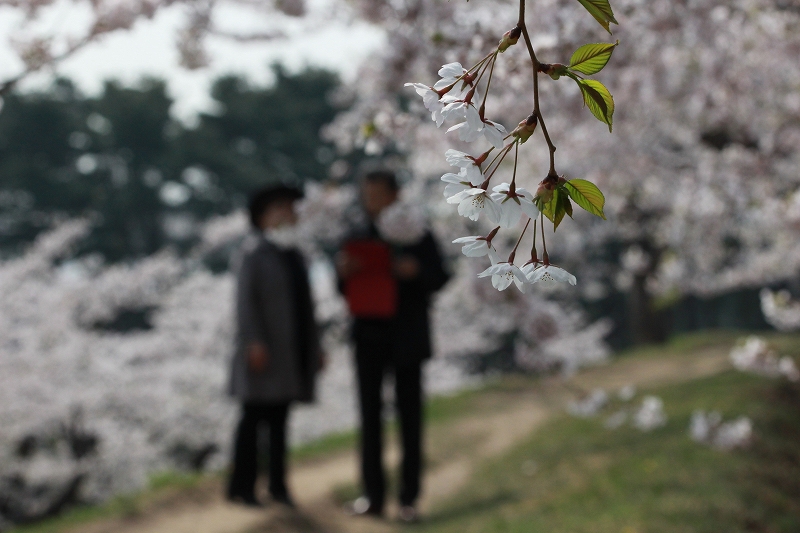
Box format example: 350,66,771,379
336,251,361,279
247,342,270,373
394,255,421,280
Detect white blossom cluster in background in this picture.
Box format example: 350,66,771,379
0,0,316,93
325,0,800,303
689,411,752,451
0,179,611,525
760,289,800,333
631,396,667,432
729,336,800,382
567,386,667,432
433,254,611,376
568,388,608,418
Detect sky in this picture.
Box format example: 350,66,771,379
0,0,385,123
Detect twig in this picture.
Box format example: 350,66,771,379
518,0,558,176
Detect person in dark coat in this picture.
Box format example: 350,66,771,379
336,171,450,522
226,185,321,507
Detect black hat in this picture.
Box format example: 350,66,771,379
248,184,304,229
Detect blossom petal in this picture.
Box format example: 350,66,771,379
480,193,504,224
492,273,514,291
444,182,470,199
447,121,481,142
478,263,503,278
496,198,522,228
463,240,490,257
530,265,577,285
441,172,466,184
466,106,483,132
445,149,471,166
453,235,490,257
452,236,480,243
482,122,505,149
438,62,464,78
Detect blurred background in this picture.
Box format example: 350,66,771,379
1,0,799,531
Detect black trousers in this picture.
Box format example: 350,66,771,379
355,340,423,510
227,402,289,500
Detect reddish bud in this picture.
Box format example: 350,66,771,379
498,26,521,53
535,182,553,205
539,63,568,80
511,114,539,144
535,174,559,204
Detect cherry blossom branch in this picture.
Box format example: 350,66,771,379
518,0,558,176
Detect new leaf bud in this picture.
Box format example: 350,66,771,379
534,174,559,206
538,63,569,80
498,26,521,53
511,113,539,144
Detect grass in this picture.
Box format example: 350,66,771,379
411,367,800,532
9,471,212,533
11,330,800,533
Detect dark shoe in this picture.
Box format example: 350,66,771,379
398,505,420,523
343,496,383,517
227,493,263,508
272,493,296,507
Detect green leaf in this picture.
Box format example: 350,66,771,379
575,0,618,34
541,189,569,231
579,79,615,132
569,41,618,76
540,189,557,223
564,179,606,219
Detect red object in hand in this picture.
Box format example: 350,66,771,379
344,240,397,318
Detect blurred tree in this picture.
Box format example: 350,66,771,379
174,65,340,208
0,66,340,261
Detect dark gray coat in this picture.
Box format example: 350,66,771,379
227,234,320,403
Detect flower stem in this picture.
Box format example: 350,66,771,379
508,217,532,263
510,141,519,192
479,52,499,116
480,142,515,189
540,212,550,264
530,218,538,262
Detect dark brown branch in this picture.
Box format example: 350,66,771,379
518,0,558,176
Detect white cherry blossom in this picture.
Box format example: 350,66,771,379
441,169,477,202
490,182,540,228
404,83,445,125
480,119,508,149
445,149,483,184
447,187,502,223
434,62,467,92
447,113,507,149
441,98,479,130
478,261,527,291
452,233,497,257
527,264,577,286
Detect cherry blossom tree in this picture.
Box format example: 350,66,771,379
0,0,309,95
326,0,800,335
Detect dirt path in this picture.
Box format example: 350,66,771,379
69,347,730,533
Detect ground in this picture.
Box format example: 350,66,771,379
13,332,800,533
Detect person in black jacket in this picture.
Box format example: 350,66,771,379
336,171,450,522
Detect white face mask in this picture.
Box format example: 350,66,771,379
263,224,301,248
